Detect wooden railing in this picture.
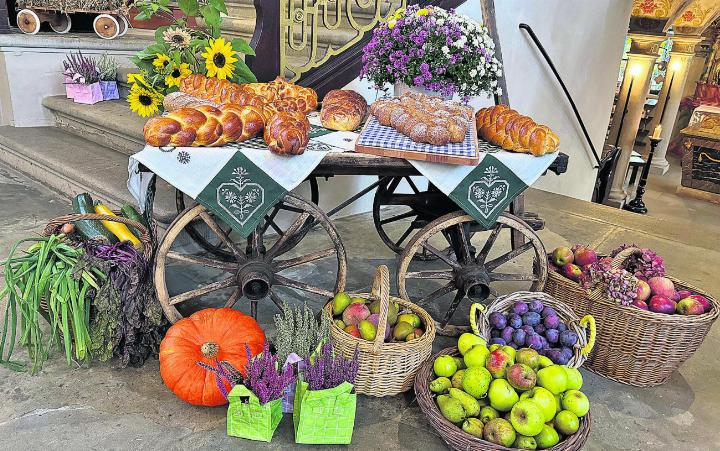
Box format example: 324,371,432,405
247,0,468,98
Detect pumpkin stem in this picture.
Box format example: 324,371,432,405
201,342,220,358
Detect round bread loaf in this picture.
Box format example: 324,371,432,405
320,89,368,131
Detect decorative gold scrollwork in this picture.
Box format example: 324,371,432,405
281,0,406,82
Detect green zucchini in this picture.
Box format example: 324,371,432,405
72,193,115,243
119,204,148,239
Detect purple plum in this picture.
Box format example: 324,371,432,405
501,326,514,343
557,352,571,365
534,324,546,335
508,342,519,350
546,349,562,364
557,323,568,333
512,329,527,346
508,313,523,329
539,336,549,349
527,334,544,350
541,307,558,318
522,312,542,327
489,312,507,330
560,330,579,347
528,299,544,313
521,325,535,336
545,329,560,344
543,315,561,330
560,347,574,361
512,302,529,315
490,338,507,346
490,328,501,338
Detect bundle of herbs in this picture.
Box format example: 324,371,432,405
273,301,330,364
81,240,168,367
0,234,105,373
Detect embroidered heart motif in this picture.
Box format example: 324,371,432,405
216,181,265,226
467,179,509,219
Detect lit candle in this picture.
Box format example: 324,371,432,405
652,124,662,140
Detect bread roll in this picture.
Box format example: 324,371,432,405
320,89,367,131
263,111,310,156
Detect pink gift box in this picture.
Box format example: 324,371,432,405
73,82,103,105
64,75,76,99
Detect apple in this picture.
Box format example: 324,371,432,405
507,363,537,391
552,247,574,266
464,343,490,368
537,365,568,394
554,410,580,435
649,295,676,314
510,399,545,436
514,435,538,450
488,379,519,412
562,390,590,417
501,345,517,362
489,344,501,352
458,333,487,355
397,313,421,328
635,279,651,301
648,276,675,298
563,366,583,390
433,355,458,378
534,424,560,449
631,299,649,310
562,263,582,281
516,348,541,370
486,349,513,378
537,355,554,369
573,246,598,267
462,366,492,399
483,418,516,447
480,406,500,423
676,297,705,315
554,394,562,414
343,325,361,338
689,294,711,312
519,386,557,422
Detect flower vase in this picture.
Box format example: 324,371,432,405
73,82,103,105
100,80,119,100
394,82,452,100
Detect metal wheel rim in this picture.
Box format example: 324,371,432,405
17,9,40,35
93,14,119,39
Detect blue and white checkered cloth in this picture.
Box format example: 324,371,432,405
357,116,479,157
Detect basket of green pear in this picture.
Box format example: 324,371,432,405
324,265,435,397
414,339,592,450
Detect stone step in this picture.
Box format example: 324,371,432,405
0,126,177,222
43,95,145,156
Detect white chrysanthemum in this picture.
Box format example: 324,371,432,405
469,68,478,78
442,46,450,54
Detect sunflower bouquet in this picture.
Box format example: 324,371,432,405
128,0,257,117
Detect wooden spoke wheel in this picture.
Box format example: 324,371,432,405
175,177,319,261
117,15,129,36
93,14,120,39
17,9,41,35
48,12,71,33
155,193,346,323
373,176,457,260
397,211,548,336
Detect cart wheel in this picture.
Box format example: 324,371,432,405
175,177,319,261
93,14,120,39
373,176,456,261
17,9,41,35
397,211,548,336
48,12,71,33
155,193,346,323
117,15,129,36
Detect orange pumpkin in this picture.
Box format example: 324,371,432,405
159,308,266,406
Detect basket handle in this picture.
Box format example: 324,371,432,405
370,265,391,354
609,246,643,270
579,315,596,356
469,303,486,336
43,212,153,261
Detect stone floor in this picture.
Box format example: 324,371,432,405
0,161,719,450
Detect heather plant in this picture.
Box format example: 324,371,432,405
97,53,119,82
63,51,99,84
243,342,295,405
361,5,502,99
303,343,359,391
274,301,330,364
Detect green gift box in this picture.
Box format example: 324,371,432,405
293,381,357,444
227,385,283,442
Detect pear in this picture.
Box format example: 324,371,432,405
449,388,481,417
369,300,399,326
430,377,452,394
437,395,466,423
451,369,466,389
462,418,485,438
357,320,377,341
332,292,352,316
392,321,414,340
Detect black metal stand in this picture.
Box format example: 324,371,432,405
624,137,661,214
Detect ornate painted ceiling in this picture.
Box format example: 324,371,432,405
631,0,720,34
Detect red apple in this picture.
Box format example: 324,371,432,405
573,246,598,267
631,299,648,310
648,277,675,299
689,294,711,313
343,325,361,338
635,280,651,302
676,297,705,315
486,349,514,378
552,247,574,266
507,363,537,391
562,263,582,281
648,295,676,314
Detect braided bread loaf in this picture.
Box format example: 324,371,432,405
144,104,266,147
476,105,559,156
264,111,310,156
180,74,268,108
320,89,367,131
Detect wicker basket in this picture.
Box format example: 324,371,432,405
415,346,593,451
544,247,720,387
324,265,435,397
472,291,596,368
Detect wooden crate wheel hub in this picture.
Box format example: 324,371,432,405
237,262,273,300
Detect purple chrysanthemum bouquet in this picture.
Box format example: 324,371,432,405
360,5,502,99
303,343,359,391
244,342,295,405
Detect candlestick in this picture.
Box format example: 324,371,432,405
658,69,675,124
652,124,662,139
624,137,662,214
614,74,635,148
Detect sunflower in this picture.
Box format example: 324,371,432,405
201,38,238,80
165,63,192,88
152,53,171,71
126,72,146,85
128,85,162,117
163,27,191,49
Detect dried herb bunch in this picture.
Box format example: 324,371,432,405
63,51,99,85
303,342,359,391
610,243,666,281
244,342,295,405
274,301,330,364
97,53,119,81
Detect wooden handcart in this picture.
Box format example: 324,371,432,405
16,0,130,38
152,151,568,335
